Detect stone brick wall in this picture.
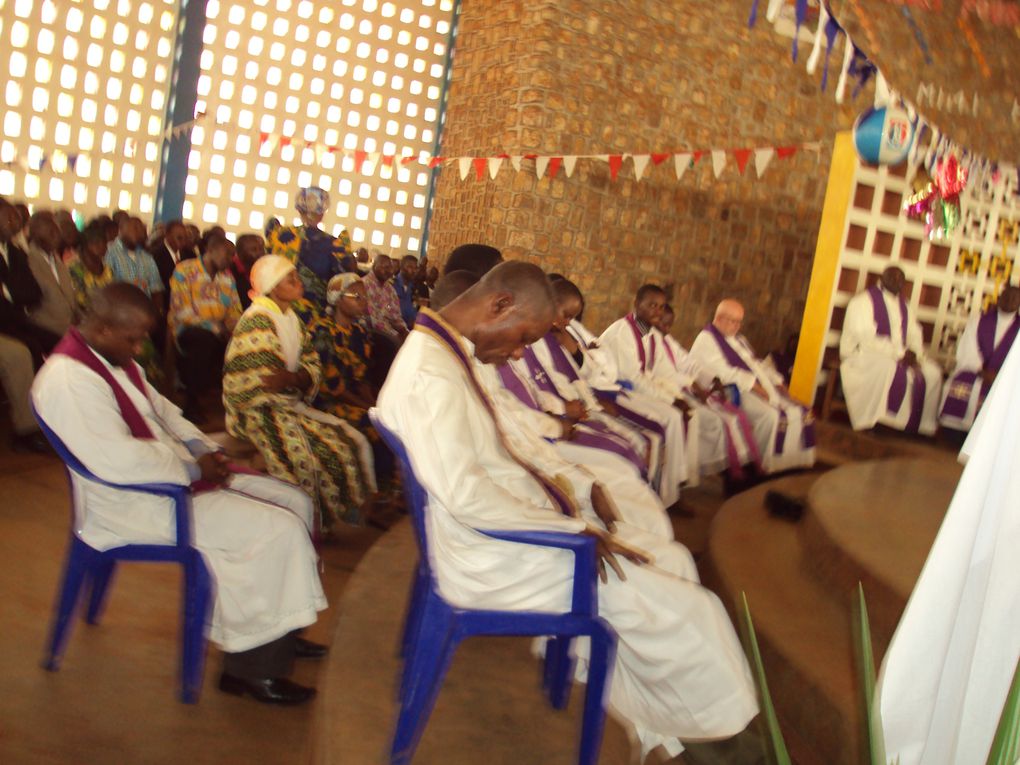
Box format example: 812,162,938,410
426,0,860,353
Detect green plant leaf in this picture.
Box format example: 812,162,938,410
985,656,1020,765
853,583,886,764
739,591,791,765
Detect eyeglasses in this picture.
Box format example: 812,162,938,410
340,291,367,300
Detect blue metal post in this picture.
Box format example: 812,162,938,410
153,0,208,223
419,0,462,260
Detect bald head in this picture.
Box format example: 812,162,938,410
443,243,503,278
998,285,1020,314
80,283,157,367
713,299,745,338
442,261,556,366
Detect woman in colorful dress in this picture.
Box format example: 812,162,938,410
267,186,352,323
222,255,386,533
309,272,395,488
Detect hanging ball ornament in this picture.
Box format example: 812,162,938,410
853,106,915,166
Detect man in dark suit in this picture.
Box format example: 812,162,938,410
150,219,195,295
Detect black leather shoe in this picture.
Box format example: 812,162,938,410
294,637,328,659
218,673,317,705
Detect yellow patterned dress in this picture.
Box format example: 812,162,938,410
222,299,373,531
267,225,352,323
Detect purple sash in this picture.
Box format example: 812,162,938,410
661,335,678,368
867,285,908,344
868,287,926,431
497,363,540,410
414,309,578,517
940,311,1020,420
52,327,155,439
625,314,656,372
704,323,753,372
543,333,581,383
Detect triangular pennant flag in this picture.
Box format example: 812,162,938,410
401,154,417,165
382,154,395,166
776,146,798,159
67,154,79,171
367,152,380,172
353,150,368,173
472,157,486,180
608,155,623,180
674,152,692,180
632,154,651,181
258,132,269,146
563,156,578,177
733,149,752,175
711,150,726,178
510,155,522,172
428,156,444,168
458,157,472,180
754,147,774,178
548,157,563,178
692,150,705,163
279,136,292,148
37,154,48,173
651,153,671,165
536,156,550,178
314,144,327,164
487,157,503,179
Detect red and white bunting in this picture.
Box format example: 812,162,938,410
674,152,692,180
563,156,578,177
711,150,726,178
487,156,503,179
754,147,774,178
632,154,650,181
458,156,472,180
535,156,550,178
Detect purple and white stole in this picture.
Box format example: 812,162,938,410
624,313,656,373
704,323,815,452
414,309,578,517
941,311,1020,419
518,342,648,476
868,285,924,432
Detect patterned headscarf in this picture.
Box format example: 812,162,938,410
294,186,329,217
326,271,362,306
249,254,296,299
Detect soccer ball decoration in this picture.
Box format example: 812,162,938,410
853,106,915,166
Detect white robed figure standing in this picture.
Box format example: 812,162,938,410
840,266,942,435
688,299,815,473
377,263,758,760
32,283,327,704
877,336,1020,764
938,285,1020,433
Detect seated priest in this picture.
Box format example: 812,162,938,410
377,262,760,761
939,284,1020,433
839,266,942,436
689,299,815,473
32,283,327,705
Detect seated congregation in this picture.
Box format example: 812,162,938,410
5,184,1010,764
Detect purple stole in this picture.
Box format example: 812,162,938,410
517,344,648,476
704,323,815,452
941,311,1020,420
414,309,578,517
624,314,656,373
52,327,156,439
867,286,925,432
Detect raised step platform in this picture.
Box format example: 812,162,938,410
707,458,958,764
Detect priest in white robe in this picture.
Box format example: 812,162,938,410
840,266,942,435
689,299,815,473
938,285,1020,433
32,283,327,705
377,263,758,760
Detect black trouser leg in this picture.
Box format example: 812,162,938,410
221,633,296,680
176,327,226,397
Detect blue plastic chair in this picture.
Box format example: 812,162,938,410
370,411,618,765
34,406,213,704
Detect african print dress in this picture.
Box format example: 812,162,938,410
308,315,375,434
268,225,352,323
223,298,374,531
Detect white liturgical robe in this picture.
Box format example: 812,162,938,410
877,341,1020,764
377,318,757,757
839,286,942,435
688,327,815,473
32,353,326,653
937,309,1019,432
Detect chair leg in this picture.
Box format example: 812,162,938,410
180,554,212,704
397,566,428,698
543,636,576,710
43,539,95,671
576,627,617,765
85,558,117,625
391,597,456,765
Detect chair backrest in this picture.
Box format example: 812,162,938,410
32,402,194,548
369,410,436,583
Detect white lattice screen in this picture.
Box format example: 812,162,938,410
820,160,1020,372
0,0,178,218
185,0,454,250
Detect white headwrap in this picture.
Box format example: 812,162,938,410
326,271,362,306
248,255,296,300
